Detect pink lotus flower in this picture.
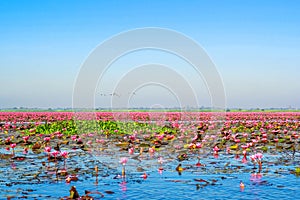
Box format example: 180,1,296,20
52,151,59,158
29,129,35,133
156,134,164,140
44,146,52,162
77,138,82,143
129,134,136,141
234,139,240,143
60,151,68,159
10,143,17,155
22,136,30,143
71,135,77,141
261,138,268,143
96,139,105,144
81,133,87,137
189,143,196,149
210,135,216,140
192,135,198,142
44,146,51,153
143,134,150,139
250,155,256,162
128,147,134,155
255,153,263,161
88,133,94,137
196,143,202,149
252,139,258,143
166,135,175,140
243,133,248,138
60,151,69,169
208,125,215,129
213,146,219,153
149,147,155,154
120,157,128,165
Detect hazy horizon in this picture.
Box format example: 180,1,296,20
1,1,299,109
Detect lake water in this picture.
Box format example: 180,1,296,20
1,142,299,200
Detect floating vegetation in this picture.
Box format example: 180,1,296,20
0,111,299,199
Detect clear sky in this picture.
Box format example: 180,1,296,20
1,0,299,109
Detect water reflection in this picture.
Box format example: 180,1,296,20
158,168,163,175
250,173,263,183
120,181,127,192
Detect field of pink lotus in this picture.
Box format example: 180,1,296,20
0,111,300,199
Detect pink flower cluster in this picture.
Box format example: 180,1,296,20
250,153,263,162
120,157,128,165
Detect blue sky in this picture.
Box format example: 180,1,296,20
1,0,299,109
